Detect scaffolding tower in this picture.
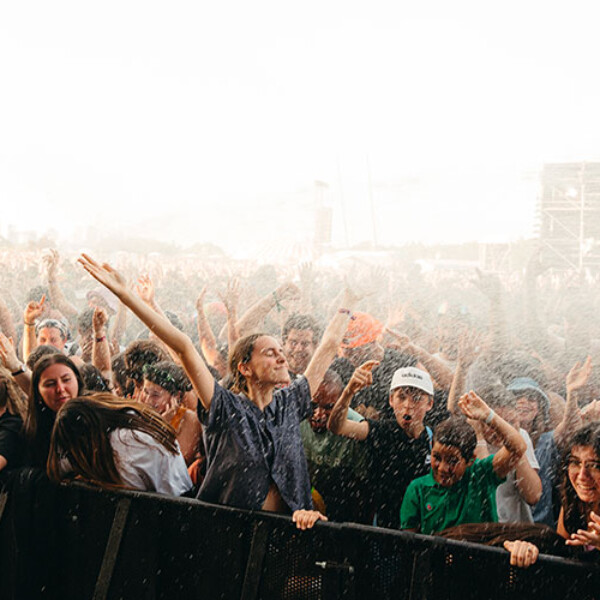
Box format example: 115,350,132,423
538,162,600,270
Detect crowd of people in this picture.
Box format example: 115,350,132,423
2,246,600,567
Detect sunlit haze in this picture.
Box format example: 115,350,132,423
2,1,600,259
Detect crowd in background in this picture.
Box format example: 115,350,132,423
2,247,600,567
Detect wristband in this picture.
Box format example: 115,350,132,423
95,335,106,343
24,322,35,327
484,409,495,425
338,308,351,315
11,365,26,377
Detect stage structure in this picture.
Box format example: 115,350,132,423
538,162,600,270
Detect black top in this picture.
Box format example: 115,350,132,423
0,411,25,469
366,418,432,530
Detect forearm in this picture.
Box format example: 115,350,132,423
554,389,582,447
514,458,542,505
407,342,454,390
235,294,275,338
447,360,467,414
328,387,354,435
226,306,239,352
109,303,127,348
490,412,526,458
47,278,78,325
22,324,37,363
92,328,112,377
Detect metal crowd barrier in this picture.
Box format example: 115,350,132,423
0,468,598,600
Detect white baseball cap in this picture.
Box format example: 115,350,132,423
390,367,434,396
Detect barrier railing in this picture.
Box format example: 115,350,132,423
0,469,598,600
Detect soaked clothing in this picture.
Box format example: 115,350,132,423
0,411,25,469
532,431,560,527
301,409,371,523
365,419,432,530
401,455,504,535
198,376,313,512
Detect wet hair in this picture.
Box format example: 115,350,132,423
143,361,192,396
25,354,85,440
80,363,112,393
124,340,171,384
433,417,477,461
111,353,135,398
0,366,27,419
35,318,69,341
282,314,323,345
25,344,60,371
228,333,265,394
561,422,600,535
47,392,178,489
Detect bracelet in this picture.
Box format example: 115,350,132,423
95,335,106,343
484,409,495,425
476,441,488,446
338,308,351,315
24,322,35,327
11,365,26,377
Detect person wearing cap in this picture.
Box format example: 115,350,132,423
340,312,416,420
509,358,593,527
328,363,436,529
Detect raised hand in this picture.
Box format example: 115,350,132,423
457,329,481,368
78,254,128,297
218,278,241,314
41,248,60,279
0,332,21,372
136,274,156,305
24,294,46,324
566,511,600,550
347,360,379,395
92,306,108,335
275,282,301,304
458,390,492,422
566,356,593,394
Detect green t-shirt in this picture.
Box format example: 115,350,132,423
400,455,504,535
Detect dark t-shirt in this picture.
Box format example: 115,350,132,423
366,419,432,530
0,411,25,469
198,377,313,512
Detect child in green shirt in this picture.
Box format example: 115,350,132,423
400,391,526,535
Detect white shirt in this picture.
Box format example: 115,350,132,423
110,428,192,496
492,428,540,523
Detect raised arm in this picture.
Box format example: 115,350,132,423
554,356,590,447
91,307,112,378
458,391,526,479
0,332,31,395
78,254,215,410
328,361,377,441
43,249,79,326
386,327,455,391
304,288,359,394
22,294,45,363
218,278,241,353
235,282,300,338
195,286,221,370
447,330,480,414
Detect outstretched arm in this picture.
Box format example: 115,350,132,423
328,361,377,441
22,294,45,363
43,249,79,326
304,288,359,394
78,254,215,410
554,356,590,447
458,391,526,479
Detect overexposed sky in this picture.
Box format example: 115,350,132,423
1,1,600,257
